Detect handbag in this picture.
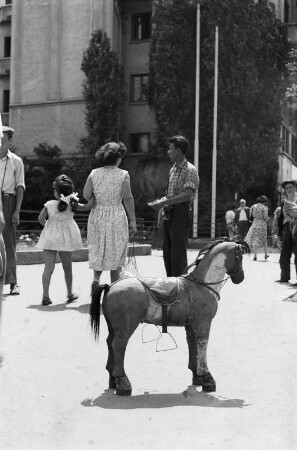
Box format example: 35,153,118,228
120,240,140,278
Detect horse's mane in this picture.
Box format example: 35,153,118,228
185,236,250,272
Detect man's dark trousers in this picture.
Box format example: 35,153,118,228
2,194,17,285
162,203,190,277
279,222,297,282
237,221,250,239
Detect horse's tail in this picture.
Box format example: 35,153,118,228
90,284,110,340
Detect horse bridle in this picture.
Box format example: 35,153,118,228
181,244,244,300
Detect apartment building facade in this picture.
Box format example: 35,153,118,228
269,0,297,191
2,0,155,157
0,0,12,127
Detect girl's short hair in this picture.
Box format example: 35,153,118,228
53,174,78,212
95,141,127,166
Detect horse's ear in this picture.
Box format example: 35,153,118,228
232,234,244,243
240,241,250,254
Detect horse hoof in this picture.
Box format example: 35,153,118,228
109,374,116,389
202,385,216,393
116,388,132,396
201,373,216,392
115,376,132,396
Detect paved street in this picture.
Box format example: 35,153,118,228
0,249,297,450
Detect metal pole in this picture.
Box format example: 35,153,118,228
193,3,200,239
211,26,219,239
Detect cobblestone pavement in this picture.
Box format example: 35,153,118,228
0,249,297,450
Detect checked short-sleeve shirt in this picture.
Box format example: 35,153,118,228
167,159,199,200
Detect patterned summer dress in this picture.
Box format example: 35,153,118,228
37,200,83,251
87,167,129,271
245,203,269,248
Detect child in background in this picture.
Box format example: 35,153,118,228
37,174,94,305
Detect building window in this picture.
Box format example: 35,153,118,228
5,0,12,4
4,36,11,58
293,136,297,162
130,74,148,102
284,0,290,22
131,12,151,41
3,90,9,112
130,133,150,153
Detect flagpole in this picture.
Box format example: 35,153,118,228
193,2,200,239
211,26,219,239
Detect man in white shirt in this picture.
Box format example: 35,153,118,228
0,125,25,295
234,199,251,239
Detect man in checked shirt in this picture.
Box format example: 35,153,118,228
149,135,199,276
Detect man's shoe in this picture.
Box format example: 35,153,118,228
275,279,289,283
10,284,20,295
41,296,52,306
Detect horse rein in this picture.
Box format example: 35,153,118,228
181,274,222,301
181,244,244,301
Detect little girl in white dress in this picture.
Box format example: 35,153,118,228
37,174,94,305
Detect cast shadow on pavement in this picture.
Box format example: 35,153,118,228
283,292,297,302
81,386,248,409
2,293,11,301
26,303,91,314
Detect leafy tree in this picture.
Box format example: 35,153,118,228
148,0,197,160
149,0,290,225
81,29,125,155
22,143,63,212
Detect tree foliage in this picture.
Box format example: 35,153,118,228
81,29,124,154
149,0,290,220
22,143,63,211
148,0,197,158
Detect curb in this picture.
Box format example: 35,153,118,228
16,243,152,265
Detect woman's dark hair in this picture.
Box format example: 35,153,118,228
256,195,268,204
53,174,78,212
95,141,127,167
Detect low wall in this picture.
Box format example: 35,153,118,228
16,244,152,265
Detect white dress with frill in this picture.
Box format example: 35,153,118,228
37,200,83,251
87,167,129,271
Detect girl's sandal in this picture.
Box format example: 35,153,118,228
42,296,52,306
66,294,78,304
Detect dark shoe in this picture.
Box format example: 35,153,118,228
265,254,269,259
275,279,289,283
10,284,20,295
41,296,52,306
66,293,78,304
253,256,257,261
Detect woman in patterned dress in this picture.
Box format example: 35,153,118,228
245,195,270,261
83,142,136,289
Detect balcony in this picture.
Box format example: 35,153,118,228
0,58,10,76
0,5,12,23
285,23,297,44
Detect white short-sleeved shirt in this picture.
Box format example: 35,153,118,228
0,150,25,194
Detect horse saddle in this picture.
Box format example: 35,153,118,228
140,276,179,306
140,277,179,334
